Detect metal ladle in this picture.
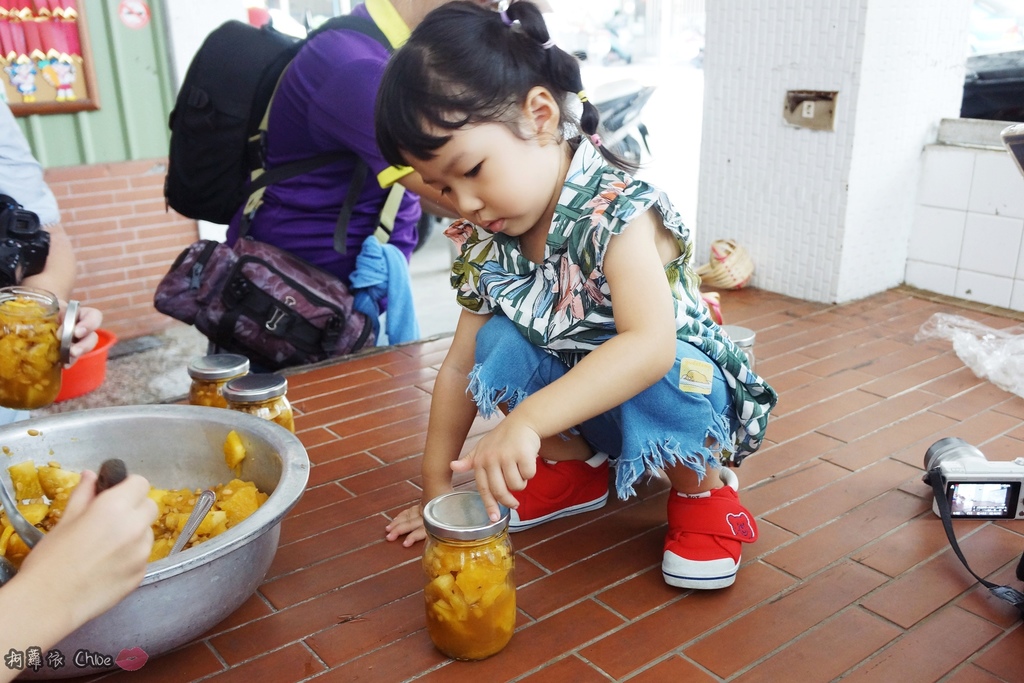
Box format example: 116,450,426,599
0,465,43,550
0,465,42,587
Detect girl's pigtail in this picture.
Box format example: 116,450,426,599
577,94,601,144
509,2,638,173
569,70,639,173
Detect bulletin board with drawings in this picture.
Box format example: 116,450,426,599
0,1,99,115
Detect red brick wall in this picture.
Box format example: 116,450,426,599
44,158,199,342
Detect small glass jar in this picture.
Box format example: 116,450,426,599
222,373,295,432
0,287,62,409
422,491,516,661
722,324,756,372
187,354,250,408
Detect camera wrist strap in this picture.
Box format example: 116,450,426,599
928,468,1024,619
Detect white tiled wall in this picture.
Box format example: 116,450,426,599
907,142,1024,311
698,0,972,305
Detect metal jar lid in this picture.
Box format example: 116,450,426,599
422,491,510,541
222,373,287,404
722,324,756,348
187,353,250,381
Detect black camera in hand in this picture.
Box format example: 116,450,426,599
0,194,50,288
923,437,1024,520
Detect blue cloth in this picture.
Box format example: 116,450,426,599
0,408,29,425
468,315,736,500
349,235,420,345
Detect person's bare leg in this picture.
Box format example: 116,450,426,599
665,463,723,494
663,436,727,493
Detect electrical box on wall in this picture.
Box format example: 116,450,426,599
784,91,838,131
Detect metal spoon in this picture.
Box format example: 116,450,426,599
169,489,216,555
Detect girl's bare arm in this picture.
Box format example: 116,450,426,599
385,309,491,545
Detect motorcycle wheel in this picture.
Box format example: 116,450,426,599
414,213,433,252
415,212,450,253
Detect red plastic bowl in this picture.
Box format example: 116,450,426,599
56,329,117,402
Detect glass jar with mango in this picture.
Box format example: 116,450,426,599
222,373,295,432
0,287,62,410
422,491,515,660
187,354,250,408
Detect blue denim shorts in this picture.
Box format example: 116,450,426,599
468,316,737,500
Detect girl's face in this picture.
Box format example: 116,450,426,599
408,91,568,240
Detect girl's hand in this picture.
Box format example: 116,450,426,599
385,505,428,547
17,470,157,630
451,418,542,522
60,303,103,366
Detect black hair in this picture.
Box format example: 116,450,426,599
374,0,635,173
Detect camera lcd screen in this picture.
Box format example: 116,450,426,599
946,481,1021,519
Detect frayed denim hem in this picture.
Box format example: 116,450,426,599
467,363,530,418
613,411,733,500
467,315,739,502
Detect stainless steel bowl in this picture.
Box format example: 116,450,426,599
0,405,309,679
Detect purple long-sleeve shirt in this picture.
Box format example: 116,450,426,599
226,5,420,283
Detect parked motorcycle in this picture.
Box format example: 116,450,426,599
592,78,656,166
414,78,656,249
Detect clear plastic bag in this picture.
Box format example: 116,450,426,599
915,313,1024,399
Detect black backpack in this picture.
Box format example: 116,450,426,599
164,16,389,225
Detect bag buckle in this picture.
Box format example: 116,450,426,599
189,261,204,290
266,306,289,332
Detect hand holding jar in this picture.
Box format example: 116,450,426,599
63,301,103,364
0,287,102,410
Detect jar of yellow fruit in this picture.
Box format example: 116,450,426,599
421,491,515,660
0,287,63,409
188,354,250,408
222,373,295,432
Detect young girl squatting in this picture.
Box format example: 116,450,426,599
379,1,777,589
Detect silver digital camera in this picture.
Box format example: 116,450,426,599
923,437,1024,520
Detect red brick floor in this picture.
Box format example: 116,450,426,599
89,286,1024,682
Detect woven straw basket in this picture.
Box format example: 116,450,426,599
696,239,754,290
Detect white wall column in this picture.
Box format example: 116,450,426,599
697,0,972,303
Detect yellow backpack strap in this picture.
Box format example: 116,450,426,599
373,183,405,244
241,64,291,220
238,63,346,238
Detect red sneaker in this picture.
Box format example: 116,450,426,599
509,452,610,532
662,470,757,589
